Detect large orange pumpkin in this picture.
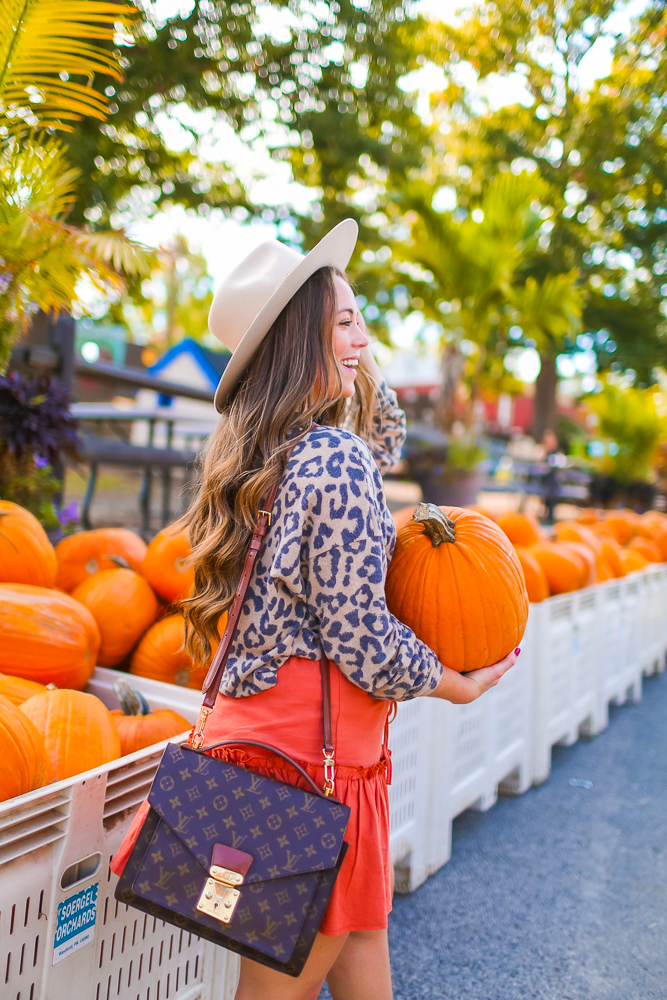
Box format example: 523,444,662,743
141,526,194,604
20,689,121,781
0,584,100,688
110,679,190,755
530,542,584,595
0,501,57,588
130,613,221,688
628,536,662,563
55,528,147,592
71,568,158,666
385,504,528,673
0,672,47,705
514,546,550,603
0,693,50,801
496,511,543,548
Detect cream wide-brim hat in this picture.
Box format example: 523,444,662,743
208,218,358,411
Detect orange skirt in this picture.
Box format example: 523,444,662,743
111,657,393,937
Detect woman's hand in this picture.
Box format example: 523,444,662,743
429,648,520,705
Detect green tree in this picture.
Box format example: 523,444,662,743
0,0,151,370
0,138,151,370
389,171,582,436
64,0,429,248
119,235,214,348
420,0,667,433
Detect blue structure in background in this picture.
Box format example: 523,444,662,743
147,338,231,405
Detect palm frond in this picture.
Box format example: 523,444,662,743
0,136,80,219
0,0,135,133
509,272,584,348
477,172,549,251
0,134,154,357
72,228,154,277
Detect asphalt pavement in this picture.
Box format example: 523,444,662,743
322,672,667,1000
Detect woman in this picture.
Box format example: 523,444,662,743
181,220,517,1000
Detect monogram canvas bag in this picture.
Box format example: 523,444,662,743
115,474,351,977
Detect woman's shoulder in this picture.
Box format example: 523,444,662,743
277,424,380,532
288,424,376,480
274,425,383,558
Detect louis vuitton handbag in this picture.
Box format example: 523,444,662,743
114,475,351,977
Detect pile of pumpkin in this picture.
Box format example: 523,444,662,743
393,504,667,603
0,499,214,803
0,676,191,804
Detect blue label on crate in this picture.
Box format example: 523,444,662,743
52,882,99,965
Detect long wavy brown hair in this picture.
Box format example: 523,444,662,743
180,265,376,666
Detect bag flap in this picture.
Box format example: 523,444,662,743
148,744,350,881
130,813,341,966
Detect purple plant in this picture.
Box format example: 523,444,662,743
0,372,79,465
58,500,79,525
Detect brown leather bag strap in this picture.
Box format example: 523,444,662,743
321,660,334,755
321,659,335,796
197,738,338,802
190,436,335,783
200,476,281,710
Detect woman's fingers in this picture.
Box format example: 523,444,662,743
430,647,522,704
462,647,520,700
490,646,520,681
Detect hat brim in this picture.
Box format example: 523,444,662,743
213,218,358,412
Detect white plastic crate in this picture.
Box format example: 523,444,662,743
444,614,533,803
598,577,643,723
387,698,435,892
571,587,605,738
493,609,535,796
0,674,240,1000
639,566,667,677
416,613,536,884
652,567,667,674
88,667,202,717
529,585,604,785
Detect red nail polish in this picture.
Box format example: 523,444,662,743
514,647,521,655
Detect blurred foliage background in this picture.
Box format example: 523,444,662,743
3,0,667,491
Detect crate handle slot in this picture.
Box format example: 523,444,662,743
60,852,102,890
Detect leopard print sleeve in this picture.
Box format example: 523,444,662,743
368,379,407,474
269,427,443,701
343,378,407,474
305,541,444,700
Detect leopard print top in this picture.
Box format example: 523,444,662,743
219,380,444,701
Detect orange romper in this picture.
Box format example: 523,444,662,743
111,656,394,936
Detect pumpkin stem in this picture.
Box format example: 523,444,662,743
113,678,152,716
108,555,131,569
413,502,456,546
